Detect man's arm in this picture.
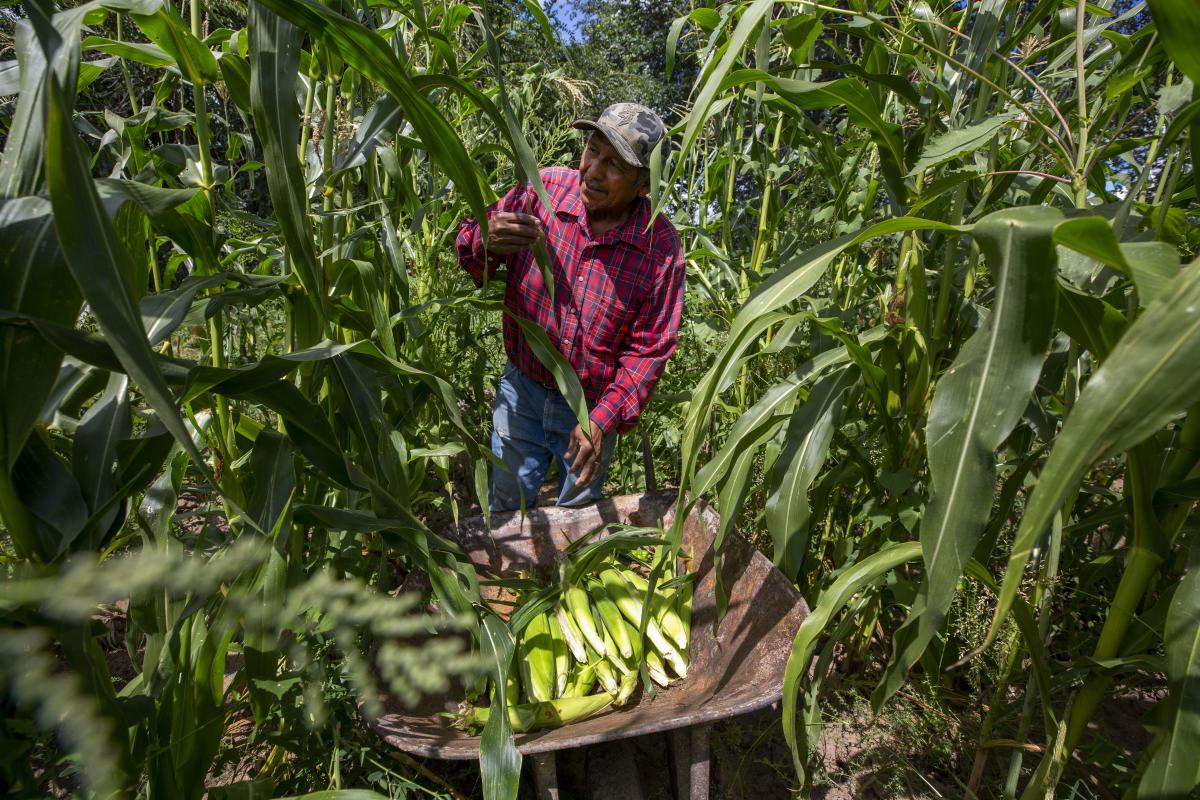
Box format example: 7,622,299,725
589,239,687,436
456,188,544,285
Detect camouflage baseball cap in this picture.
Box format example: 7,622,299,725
572,103,665,169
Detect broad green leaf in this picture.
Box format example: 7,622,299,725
1148,0,1200,86
782,542,922,780
508,314,590,432
1055,216,1132,272
70,372,130,552
0,197,82,472
44,50,216,500
81,35,172,68
10,431,88,560
877,206,1060,705
131,7,220,85
216,51,252,115
478,611,521,800
907,112,1019,177
766,369,853,580
1124,241,1182,307
0,59,17,95
247,3,326,324
1138,541,1200,799
246,429,295,538
1055,283,1127,362
990,257,1200,645
0,15,55,198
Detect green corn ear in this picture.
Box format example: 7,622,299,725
555,602,588,663
613,670,638,707
546,610,570,697
454,691,616,733
506,663,521,707
600,567,686,676
566,585,607,657
590,645,621,696
644,647,672,687
563,661,597,698
655,589,689,652
587,578,635,660
520,612,556,703
601,616,632,676
623,570,689,652
676,580,692,651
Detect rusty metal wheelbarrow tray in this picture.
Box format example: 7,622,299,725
367,490,809,759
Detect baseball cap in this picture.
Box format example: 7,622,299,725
572,103,665,169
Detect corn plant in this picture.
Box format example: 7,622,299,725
0,0,592,797
659,0,1198,795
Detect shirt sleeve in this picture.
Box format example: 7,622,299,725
590,239,686,434
457,184,532,286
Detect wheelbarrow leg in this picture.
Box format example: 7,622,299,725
531,752,559,800
669,723,711,800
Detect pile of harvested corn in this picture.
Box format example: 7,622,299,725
455,544,693,733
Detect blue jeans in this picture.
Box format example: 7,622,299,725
489,361,616,512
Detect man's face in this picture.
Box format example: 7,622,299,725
577,132,649,217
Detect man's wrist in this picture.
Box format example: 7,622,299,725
589,406,617,436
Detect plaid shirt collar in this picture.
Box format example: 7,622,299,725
550,171,652,253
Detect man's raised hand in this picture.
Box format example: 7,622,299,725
486,211,544,255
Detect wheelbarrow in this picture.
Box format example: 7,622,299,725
366,491,809,799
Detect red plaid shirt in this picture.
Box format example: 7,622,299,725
457,167,685,434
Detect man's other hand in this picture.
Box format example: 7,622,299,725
487,211,544,255
566,420,604,487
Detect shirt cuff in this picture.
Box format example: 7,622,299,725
589,401,620,435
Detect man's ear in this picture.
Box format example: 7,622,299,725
637,180,651,198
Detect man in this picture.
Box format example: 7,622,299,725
457,103,686,512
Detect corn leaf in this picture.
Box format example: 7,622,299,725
876,206,1060,705
766,368,854,581
507,314,591,432
247,3,326,322
43,55,217,502
0,198,82,474
989,256,1200,647
906,112,1020,178
478,611,521,800
1147,0,1200,86
1138,540,1200,799
782,542,923,781
130,6,220,86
